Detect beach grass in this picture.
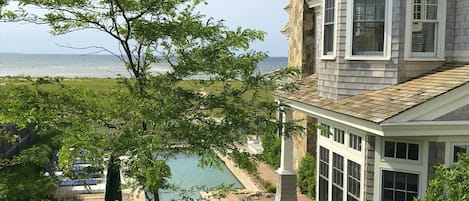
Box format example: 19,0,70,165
0,77,274,103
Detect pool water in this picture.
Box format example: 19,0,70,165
158,154,243,201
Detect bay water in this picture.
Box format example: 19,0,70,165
0,53,287,78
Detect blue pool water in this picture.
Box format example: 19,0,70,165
158,154,243,201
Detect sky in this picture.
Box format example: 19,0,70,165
0,0,289,57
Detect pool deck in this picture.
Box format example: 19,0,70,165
216,152,262,192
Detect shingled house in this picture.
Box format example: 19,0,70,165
274,0,469,201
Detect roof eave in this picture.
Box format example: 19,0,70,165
275,95,385,136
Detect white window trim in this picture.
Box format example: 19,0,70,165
450,142,469,164
381,139,423,164
345,0,392,61
378,168,422,201
404,0,447,61
320,0,338,61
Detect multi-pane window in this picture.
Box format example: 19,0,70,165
384,141,419,160
319,147,330,201
332,153,344,201
334,128,345,144
323,0,335,55
320,123,331,138
347,160,361,201
453,144,469,163
349,133,362,151
382,170,419,201
411,0,438,55
352,0,386,55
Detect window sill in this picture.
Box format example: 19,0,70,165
320,55,336,61
404,57,446,62
344,55,391,61
381,157,422,165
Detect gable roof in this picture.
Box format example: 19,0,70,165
274,63,469,124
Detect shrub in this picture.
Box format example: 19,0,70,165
231,151,257,174
261,179,276,193
260,132,281,168
297,154,316,198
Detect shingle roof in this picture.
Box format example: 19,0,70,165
273,63,469,123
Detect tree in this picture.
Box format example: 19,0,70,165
419,153,469,201
0,79,107,200
0,1,295,200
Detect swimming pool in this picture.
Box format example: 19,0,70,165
157,154,243,201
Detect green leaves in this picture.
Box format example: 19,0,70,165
421,154,469,201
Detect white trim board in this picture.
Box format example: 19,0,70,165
383,82,469,123
381,121,469,137
274,96,384,136
306,0,321,8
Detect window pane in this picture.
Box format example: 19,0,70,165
395,191,406,201
333,186,343,201
426,5,438,20
395,172,406,190
385,141,396,157
453,145,467,162
411,22,436,53
383,170,394,188
383,189,394,201
319,178,329,201
347,195,358,201
407,193,418,201
357,136,362,151
324,24,335,55
353,22,385,54
406,173,419,192
408,143,419,160
413,4,422,20
396,142,407,159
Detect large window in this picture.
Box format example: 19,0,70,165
352,0,386,55
406,0,445,59
411,0,437,55
382,170,419,201
319,147,330,201
384,141,419,161
347,160,361,201
453,144,469,163
323,0,335,56
333,153,344,201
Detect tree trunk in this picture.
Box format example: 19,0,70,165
105,155,122,201
153,190,160,201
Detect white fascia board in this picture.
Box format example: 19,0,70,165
383,83,469,123
275,96,384,136
381,121,469,137
306,0,321,8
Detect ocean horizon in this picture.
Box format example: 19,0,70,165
0,53,288,78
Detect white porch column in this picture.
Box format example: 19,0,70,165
275,108,298,201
